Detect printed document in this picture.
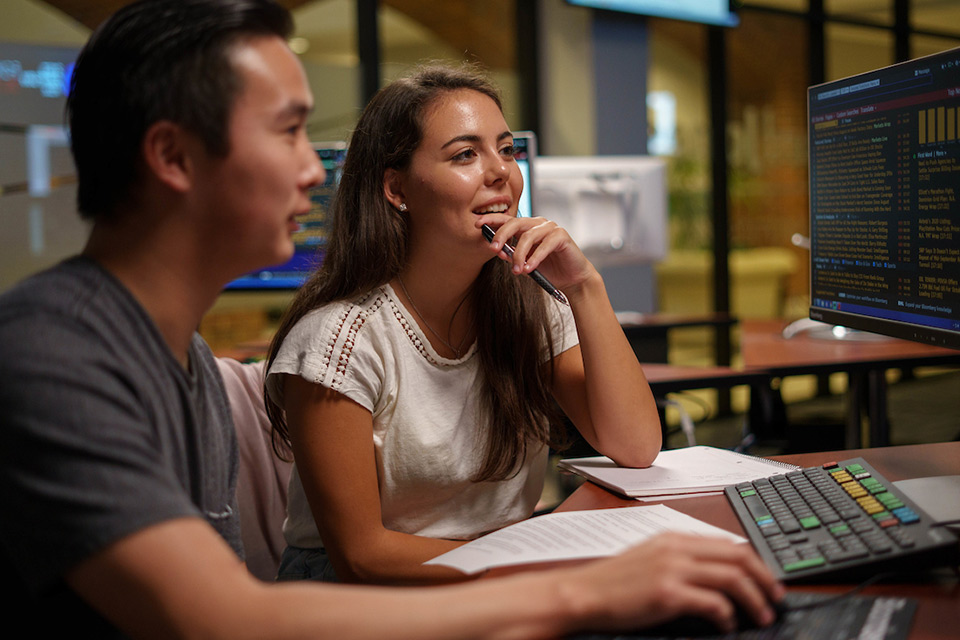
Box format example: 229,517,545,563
425,504,745,574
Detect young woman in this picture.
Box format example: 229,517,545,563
264,64,662,585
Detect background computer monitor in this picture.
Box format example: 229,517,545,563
225,142,347,290
0,42,83,294
565,0,739,27
512,130,536,218
807,47,960,349
533,155,667,266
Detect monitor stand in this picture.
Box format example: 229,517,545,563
782,318,894,342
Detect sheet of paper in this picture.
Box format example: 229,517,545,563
425,504,745,575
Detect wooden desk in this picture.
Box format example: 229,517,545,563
556,442,960,640
740,320,960,447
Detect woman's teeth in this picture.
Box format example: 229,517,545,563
473,204,509,214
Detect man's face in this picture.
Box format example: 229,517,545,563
191,36,324,281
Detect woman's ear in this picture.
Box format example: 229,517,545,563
141,120,192,193
383,168,406,211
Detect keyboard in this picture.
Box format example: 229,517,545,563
725,458,958,583
571,591,918,640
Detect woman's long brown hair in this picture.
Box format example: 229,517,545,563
265,63,567,482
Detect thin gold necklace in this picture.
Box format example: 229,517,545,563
396,276,474,358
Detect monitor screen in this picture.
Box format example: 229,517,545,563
224,142,347,290
565,0,739,27
807,47,960,349
513,130,536,218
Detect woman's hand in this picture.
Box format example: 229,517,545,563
474,215,662,467
474,213,596,295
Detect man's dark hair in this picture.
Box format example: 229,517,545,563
66,0,294,221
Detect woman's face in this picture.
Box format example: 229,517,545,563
391,88,523,259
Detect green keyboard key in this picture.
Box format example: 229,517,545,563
878,494,902,508
800,516,821,529
783,557,827,572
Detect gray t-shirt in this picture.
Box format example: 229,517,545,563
0,256,241,635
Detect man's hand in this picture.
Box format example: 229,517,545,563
562,534,785,635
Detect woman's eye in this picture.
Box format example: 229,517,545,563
501,144,517,157
453,148,477,161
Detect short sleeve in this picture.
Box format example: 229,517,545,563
0,314,205,594
265,305,384,415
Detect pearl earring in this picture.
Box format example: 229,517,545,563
398,203,408,212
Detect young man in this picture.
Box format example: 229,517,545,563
0,1,782,637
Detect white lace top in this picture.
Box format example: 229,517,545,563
266,284,579,548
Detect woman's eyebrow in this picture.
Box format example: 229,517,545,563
440,130,513,149
441,134,480,149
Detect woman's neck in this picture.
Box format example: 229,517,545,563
392,264,480,359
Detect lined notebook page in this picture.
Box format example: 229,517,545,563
558,446,799,498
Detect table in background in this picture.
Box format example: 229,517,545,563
620,313,737,364
739,320,960,448
556,441,960,640
641,363,771,446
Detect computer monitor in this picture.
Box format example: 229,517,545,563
533,155,667,266
807,47,960,349
0,43,82,293
565,0,739,27
224,142,347,290
512,130,536,218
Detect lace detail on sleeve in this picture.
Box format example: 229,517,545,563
318,290,386,390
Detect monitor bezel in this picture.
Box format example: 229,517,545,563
809,307,960,349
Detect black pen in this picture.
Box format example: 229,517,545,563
481,224,569,306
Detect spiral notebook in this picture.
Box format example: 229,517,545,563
558,445,799,498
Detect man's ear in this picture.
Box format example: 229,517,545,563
141,121,193,193
383,168,406,211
